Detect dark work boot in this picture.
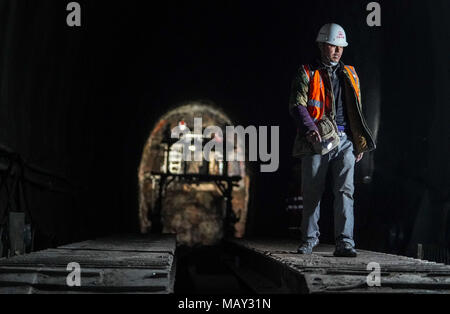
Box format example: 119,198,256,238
334,241,357,257
297,238,319,255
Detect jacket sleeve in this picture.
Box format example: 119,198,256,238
289,67,318,135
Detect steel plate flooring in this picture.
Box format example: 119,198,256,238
225,238,450,294
0,234,176,294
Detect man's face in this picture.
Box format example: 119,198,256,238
320,43,344,63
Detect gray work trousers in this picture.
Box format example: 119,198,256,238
301,133,356,247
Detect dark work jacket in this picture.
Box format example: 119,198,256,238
289,59,376,156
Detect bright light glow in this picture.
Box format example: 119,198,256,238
179,121,187,131
184,134,203,138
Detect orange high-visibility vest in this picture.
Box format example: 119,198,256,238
302,64,361,122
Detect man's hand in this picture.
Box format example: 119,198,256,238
306,130,322,144
355,153,364,163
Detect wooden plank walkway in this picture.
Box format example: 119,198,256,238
225,238,450,294
0,234,177,294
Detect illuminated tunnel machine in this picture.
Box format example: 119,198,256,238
138,101,250,247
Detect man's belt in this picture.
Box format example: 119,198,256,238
337,125,346,137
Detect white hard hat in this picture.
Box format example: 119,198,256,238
316,23,348,47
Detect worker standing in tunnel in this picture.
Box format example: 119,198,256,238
289,23,376,257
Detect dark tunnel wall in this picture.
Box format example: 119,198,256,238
372,0,450,255
0,0,448,255
0,0,142,246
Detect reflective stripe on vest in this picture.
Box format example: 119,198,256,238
344,65,361,103
302,65,331,122
303,64,361,122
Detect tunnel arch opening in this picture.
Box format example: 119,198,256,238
138,101,250,247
